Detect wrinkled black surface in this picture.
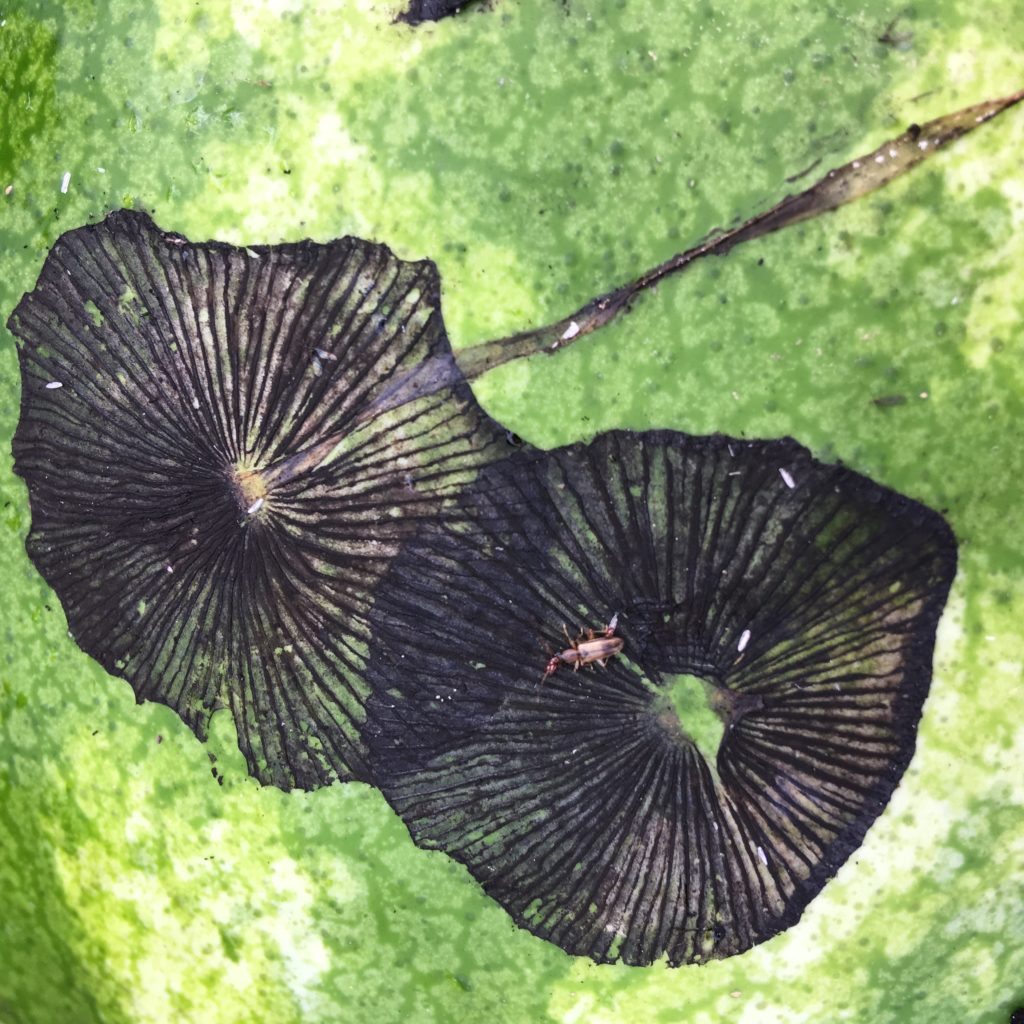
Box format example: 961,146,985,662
365,430,957,965
9,210,509,790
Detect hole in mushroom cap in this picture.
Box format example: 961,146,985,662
651,671,728,763
364,429,957,966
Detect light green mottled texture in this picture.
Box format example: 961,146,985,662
663,673,724,762
1,1,1021,1022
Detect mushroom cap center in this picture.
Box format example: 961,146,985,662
231,465,268,513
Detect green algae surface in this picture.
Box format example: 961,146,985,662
1,1,1022,1022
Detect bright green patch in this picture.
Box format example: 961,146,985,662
660,672,725,762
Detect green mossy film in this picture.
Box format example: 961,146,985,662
1,1,1021,1022
662,673,725,763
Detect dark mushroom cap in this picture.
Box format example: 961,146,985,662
364,430,957,965
9,210,507,790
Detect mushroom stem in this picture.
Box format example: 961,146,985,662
253,354,467,492
254,434,346,492
253,88,1022,490
455,87,1024,378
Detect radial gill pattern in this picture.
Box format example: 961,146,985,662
9,210,507,790
364,430,957,965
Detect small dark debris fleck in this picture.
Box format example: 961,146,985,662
878,18,913,48
505,430,524,447
872,394,907,408
785,157,822,184
1009,1009,1024,1024
398,0,485,25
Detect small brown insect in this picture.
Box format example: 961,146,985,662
542,613,623,682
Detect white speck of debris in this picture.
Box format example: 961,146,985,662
648,50,657,60
561,320,581,341
314,347,336,360
247,497,264,515
97,167,106,173
951,296,959,305
60,171,71,194
727,444,735,456
888,148,898,158
607,611,619,632
192,397,201,409
45,380,63,389
779,467,796,489
728,470,741,476
757,845,768,865
919,391,929,399
918,140,929,150
874,154,886,164
311,356,323,376
165,564,174,573
738,629,751,653
3,184,12,195
852,160,861,169
730,991,743,999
